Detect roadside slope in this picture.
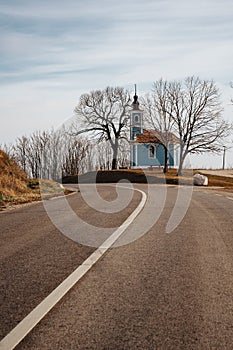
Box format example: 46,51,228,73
0,150,38,207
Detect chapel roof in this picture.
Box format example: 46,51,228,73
135,129,179,144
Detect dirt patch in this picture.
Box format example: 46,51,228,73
199,169,233,178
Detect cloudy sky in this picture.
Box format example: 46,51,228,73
1,0,233,168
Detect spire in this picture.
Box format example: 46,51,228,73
132,84,139,110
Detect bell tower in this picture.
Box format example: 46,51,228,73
130,84,143,141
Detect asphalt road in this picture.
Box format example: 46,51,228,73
1,185,233,349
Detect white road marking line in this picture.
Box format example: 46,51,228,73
215,194,222,197
227,197,233,201
0,187,147,350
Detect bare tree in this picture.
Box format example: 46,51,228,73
12,130,92,180
118,139,130,168
167,76,232,175
142,79,175,173
62,136,91,176
73,86,131,170
14,136,30,173
0,143,15,159
95,141,113,170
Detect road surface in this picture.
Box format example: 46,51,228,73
0,185,233,349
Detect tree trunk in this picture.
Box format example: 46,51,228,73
177,146,184,176
177,149,188,176
112,157,117,170
163,145,169,173
111,140,118,170
177,161,183,176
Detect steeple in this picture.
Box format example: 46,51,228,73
130,84,143,142
132,84,140,110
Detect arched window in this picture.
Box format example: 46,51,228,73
134,114,139,123
148,144,156,158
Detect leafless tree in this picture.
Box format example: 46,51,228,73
142,79,175,173
13,136,30,173
167,76,232,175
73,86,131,170
11,130,92,180
95,141,113,170
0,143,15,159
62,136,91,176
118,139,130,168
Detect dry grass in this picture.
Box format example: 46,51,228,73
144,168,233,188
198,172,233,189
0,150,28,196
0,150,71,209
150,168,233,188
0,150,34,207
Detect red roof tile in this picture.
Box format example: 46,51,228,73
135,129,179,144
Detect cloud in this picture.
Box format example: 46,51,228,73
1,1,232,77
0,0,232,167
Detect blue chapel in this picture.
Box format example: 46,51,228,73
129,88,180,169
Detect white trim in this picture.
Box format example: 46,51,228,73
174,143,176,166
130,144,133,167
173,143,180,167
135,144,138,166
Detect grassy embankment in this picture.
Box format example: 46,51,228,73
0,150,69,209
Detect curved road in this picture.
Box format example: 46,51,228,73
0,185,233,349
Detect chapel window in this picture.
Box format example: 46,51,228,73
149,145,156,158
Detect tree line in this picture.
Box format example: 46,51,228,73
1,129,129,180
74,76,232,175
2,76,232,178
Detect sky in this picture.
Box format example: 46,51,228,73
0,0,233,168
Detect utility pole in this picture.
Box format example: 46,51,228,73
222,146,226,170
